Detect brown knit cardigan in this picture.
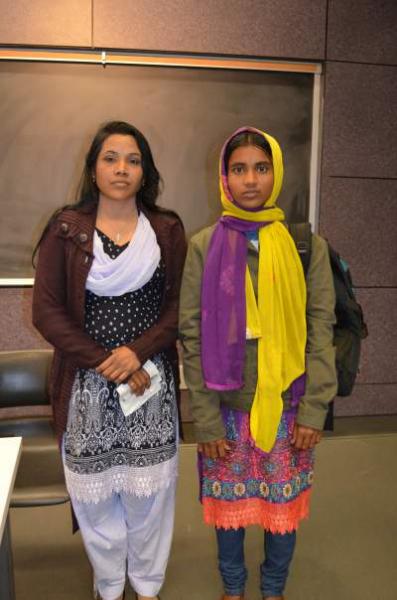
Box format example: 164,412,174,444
32,204,187,444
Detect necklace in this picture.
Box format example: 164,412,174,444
96,214,138,246
111,224,132,245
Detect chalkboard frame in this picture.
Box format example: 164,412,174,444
0,50,322,286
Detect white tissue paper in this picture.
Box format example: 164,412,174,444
116,359,162,417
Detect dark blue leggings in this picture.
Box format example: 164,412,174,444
216,526,296,596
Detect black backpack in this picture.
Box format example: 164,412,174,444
288,223,368,398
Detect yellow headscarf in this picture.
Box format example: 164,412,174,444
221,127,307,452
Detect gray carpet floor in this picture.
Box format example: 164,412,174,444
10,429,397,600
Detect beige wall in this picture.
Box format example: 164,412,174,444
320,1,397,415
0,0,396,417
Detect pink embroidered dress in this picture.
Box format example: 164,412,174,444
199,405,314,533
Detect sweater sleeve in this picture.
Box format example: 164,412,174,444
32,222,109,369
296,234,337,429
178,233,225,442
127,218,187,363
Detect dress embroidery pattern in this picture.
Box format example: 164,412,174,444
200,407,314,533
63,230,178,504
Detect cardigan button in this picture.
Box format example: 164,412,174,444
60,222,69,233
79,233,88,243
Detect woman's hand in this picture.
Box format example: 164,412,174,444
198,438,231,459
128,369,151,396
291,424,322,450
96,346,141,384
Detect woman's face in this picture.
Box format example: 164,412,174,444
227,144,274,210
94,134,144,204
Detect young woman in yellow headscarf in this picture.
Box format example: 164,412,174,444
179,126,337,600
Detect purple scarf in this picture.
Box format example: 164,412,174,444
201,216,306,401
201,216,269,390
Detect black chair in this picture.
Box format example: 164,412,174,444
0,349,69,507
0,349,69,599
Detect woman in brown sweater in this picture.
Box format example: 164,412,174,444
33,121,186,600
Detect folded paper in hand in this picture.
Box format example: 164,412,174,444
117,360,162,417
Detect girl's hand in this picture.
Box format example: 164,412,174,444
96,346,141,383
291,424,322,450
198,439,231,459
128,369,151,396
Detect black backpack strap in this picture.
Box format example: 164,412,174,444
288,222,312,276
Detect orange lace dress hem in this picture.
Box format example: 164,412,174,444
203,488,312,533
199,407,315,533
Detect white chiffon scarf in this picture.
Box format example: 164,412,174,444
86,212,161,297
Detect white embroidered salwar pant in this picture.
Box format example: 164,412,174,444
72,481,177,600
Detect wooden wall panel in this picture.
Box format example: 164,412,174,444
320,178,397,287
322,62,397,178
319,56,397,417
0,288,48,350
334,384,397,417
0,0,92,47
354,289,397,385
93,0,326,59
327,0,397,65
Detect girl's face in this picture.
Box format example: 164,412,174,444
227,144,274,210
94,134,144,204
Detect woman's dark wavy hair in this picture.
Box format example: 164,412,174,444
224,131,272,172
33,120,177,265
77,120,161,213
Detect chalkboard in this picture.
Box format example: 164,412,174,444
0,61,314,279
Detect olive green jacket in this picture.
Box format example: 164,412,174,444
179,224,337,443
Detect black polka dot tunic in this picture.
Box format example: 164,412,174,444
63,230,178,503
